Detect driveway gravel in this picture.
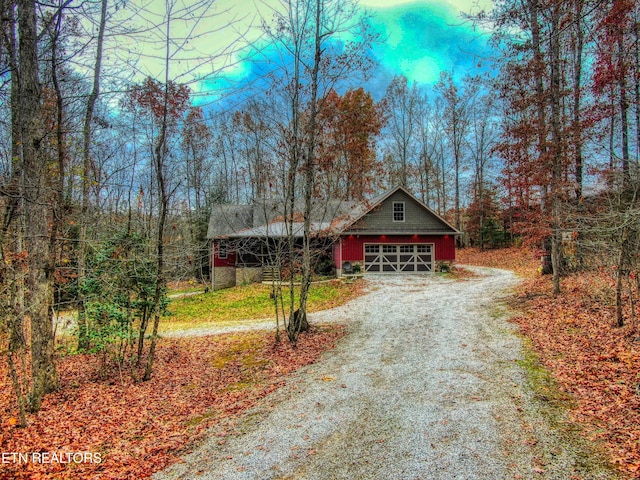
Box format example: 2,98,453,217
156,267,618,480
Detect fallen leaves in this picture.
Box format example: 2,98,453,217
514,276,640,474
0,325,345,479
457,246,541,278
464,247,640,477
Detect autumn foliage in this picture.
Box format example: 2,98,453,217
315,88,384,200
513,273,640,475
461,247,640,477
0,327,345,479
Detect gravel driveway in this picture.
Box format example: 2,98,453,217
156,267,617,480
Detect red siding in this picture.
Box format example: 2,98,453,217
340,235,455,262
212,240,236,267
332,241,342,267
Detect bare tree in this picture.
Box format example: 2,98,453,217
77,0,108,351
258,0,377,341
436,71,475,238
466,84,499,249
382,75,420,189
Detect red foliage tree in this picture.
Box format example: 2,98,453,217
316,88,384,200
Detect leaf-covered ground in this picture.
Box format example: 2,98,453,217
459,247,640,477
0,326,345,479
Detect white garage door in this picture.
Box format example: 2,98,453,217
364,244,433,273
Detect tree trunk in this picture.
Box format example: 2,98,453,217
549,1,563,295
294,0,323,340
18,0,58,411
144,9,172,380
618,31,630,187
78,0,108,351
572,0,584,202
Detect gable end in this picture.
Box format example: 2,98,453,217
344,188,457,235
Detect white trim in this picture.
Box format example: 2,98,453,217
392,201,405,222
218,240,228,259
363,243,434,273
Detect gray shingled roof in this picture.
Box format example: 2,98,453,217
207,187,458,240
207,199,360,239
226,221,334,238
207,205,253,238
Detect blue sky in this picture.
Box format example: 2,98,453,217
124,0,495,104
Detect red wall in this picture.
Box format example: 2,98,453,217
340,234,456,262
212,240,236,267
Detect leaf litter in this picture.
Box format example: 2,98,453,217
0,326,345,479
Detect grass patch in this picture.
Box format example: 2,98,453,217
516,339,625,479
518,339,573,406
161,280,363,333
185,409,219,427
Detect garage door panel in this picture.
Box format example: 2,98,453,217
364,243,434,273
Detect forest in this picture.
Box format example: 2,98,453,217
0,0,639,463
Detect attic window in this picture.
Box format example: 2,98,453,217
218,241,228,259
393,202,405,222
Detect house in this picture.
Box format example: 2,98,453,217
207,186,460,290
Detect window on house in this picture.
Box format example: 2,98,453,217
218,241,228,259
393,202,405,222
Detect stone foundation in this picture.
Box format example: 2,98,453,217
212,266,236,290
236,267,263,286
